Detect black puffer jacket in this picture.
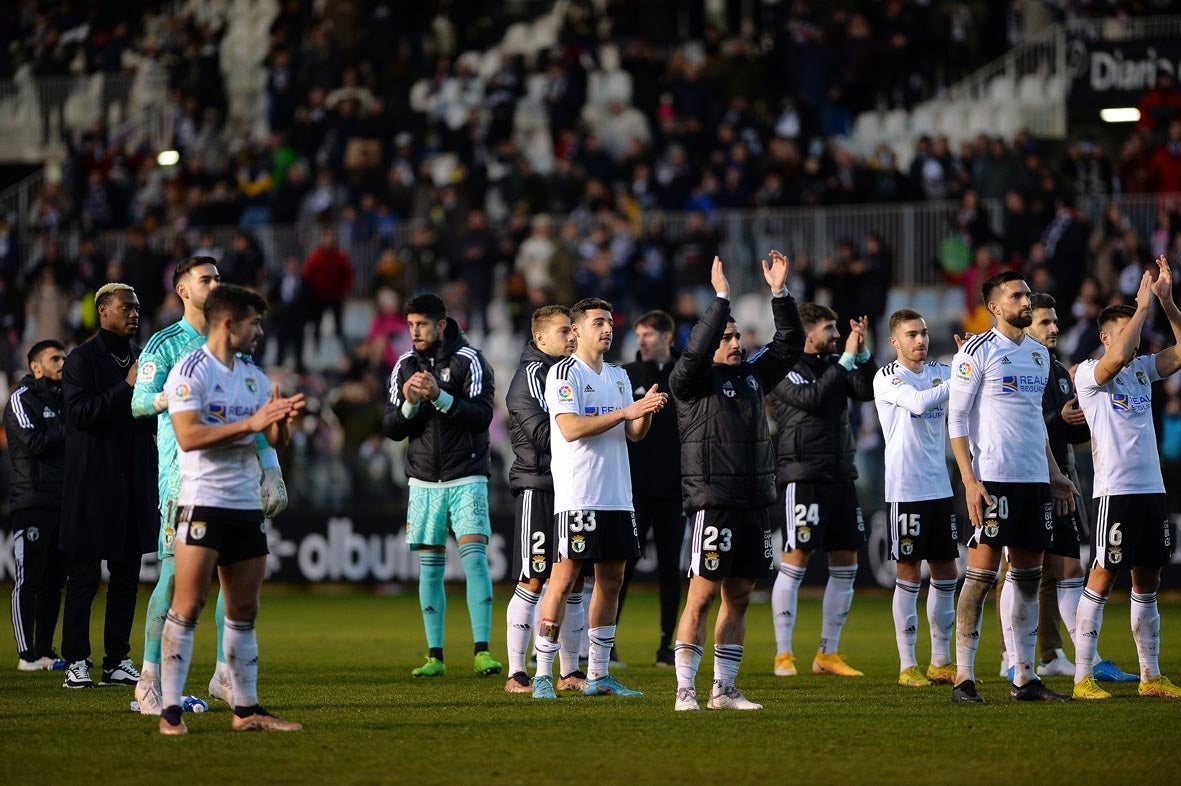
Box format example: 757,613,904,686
507,341,562,493
1042,352,1089,474
771,351,878,484
382,318,494,482
3,374,65,512
671,295,804,510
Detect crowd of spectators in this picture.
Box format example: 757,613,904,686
3,0,1181,514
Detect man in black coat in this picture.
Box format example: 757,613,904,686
59,283,158,688
769,302,878,679
619,309,684,667
668,252,803,711
3,339,68,670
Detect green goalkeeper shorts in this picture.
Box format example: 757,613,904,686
406,481,491,550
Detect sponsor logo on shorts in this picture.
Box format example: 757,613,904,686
571,534,586,553
704,551,720,571
557,383,573,402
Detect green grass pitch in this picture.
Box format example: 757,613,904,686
0,586,1178,786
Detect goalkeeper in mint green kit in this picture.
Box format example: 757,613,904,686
130,256,289,715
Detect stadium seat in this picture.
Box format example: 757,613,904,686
1045,73,1067,102
882,109,908,139
1017,74,1044,105
987,74,1016,103
852,111,883,148
935,102,969,143
967,101,995,136
908,103,937,136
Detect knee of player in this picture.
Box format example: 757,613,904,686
226,599,260,621
1086,569,1118,597
1130,567,1162,596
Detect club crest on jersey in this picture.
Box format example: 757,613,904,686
900,539,914,556
956,361,971,380
722,380,736,397
532,555,547,573
931,378,942,385
1000,376,1018,394
1136,371,1148,386
890,376,903,386
746,375,758,390
26,526,39,542
1108,546,1122,564
1059,378,1070,394
245,377,258,393
440,368,451,383
616,380,625,397
138,361,156,382
797,526,811,543
1031,351,1044,367
557,382,573,402
704,551,720,571
571,534,586,553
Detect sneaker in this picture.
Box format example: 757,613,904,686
812,652,864,677
1138,674,1181,698
707,684,763,710
1010,679,1072,702
504,671,533,694
62,659,93,689
101,658,140,686
1093,658,1139,683
1037,651,1075,677
209,666,235,707
583,675,643,697
135,677,164,715
473,650,502,677
412,656,446,677
898,666,931,687
557,670,587,691
773,650,797,677
231,707,302,732
532,675,557,700
655,647,675,667
17,658,44,671
1072,676,1112,700
674,687,700,711
951,679,984,703
159,707,187,736
926,664,956,685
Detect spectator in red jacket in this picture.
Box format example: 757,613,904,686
302,226,354,349
1149,120,1181,194
1137,73,1181,139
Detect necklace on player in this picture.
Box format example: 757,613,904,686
110,351,131,367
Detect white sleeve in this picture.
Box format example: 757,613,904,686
165,363,204,415
545,366,581,416
874,370,949,416
1074,360,1100,395
947,351,982,440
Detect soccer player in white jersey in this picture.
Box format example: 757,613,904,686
948,270,1078,703
1072,257,1181,700
531,298,667,699
157,285,306,734
873,309,959,688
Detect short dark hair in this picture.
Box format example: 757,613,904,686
205,283,268,323
635,309,674,334
405,293,447,322
888,308,925,333
1097,304,1136,331
173,255,219,290
27,339,65,367
572,298,612,323
531,304,571,335
1030,293,1056,311
981,270,1025,306
799,303,838,327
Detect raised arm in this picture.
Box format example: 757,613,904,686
1150,255,1181,378
750,250,806,387
1095,268,1152,385
670,256,732,401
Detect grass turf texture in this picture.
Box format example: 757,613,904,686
1,586,1178,786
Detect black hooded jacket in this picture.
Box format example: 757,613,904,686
506,341,562,493
671,294,805,510
3,374,65,512
382,317,494,482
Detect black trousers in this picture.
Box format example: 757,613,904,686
11,508,68,660
60,527,142,669
617,496,687,653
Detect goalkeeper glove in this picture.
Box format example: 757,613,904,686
260,466,288,518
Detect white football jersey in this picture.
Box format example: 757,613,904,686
1074,354,1164,497
545,354,634,513
874,360,952,502
948,329,1051,483
166,347,272,509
